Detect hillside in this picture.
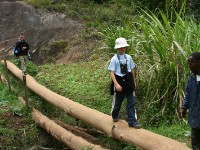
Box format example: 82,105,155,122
0,60,191,149
0,1,98,64
1,0,199,149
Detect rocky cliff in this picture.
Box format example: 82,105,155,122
0,1,94,64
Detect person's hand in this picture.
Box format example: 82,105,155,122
115,84,122,92
22,47,26,50
181,108,187,118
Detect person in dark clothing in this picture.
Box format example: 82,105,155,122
15,35,29,74
108,37,141,128
182,52,200,150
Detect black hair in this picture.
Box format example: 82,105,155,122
191,52,200,62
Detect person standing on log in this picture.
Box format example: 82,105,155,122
15,35,29,75
108,37,141,128
182,52,200,150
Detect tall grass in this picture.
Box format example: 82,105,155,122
99,25,136,54
136,9,200,126
100,7,200,126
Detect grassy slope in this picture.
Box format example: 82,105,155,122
0,60,191,149
0,0,193,149
0,81,66,149
0,62,136,149
24,0,137,28
35,61,191,148
36,61,111,113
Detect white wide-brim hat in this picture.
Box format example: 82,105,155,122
114,37,129,49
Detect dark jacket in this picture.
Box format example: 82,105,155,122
15,40,29,56
182,74,200,128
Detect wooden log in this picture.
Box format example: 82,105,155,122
1,60,191,150
0,74,105,149
32,109,106,150
54,119,104,137
54,119,99,144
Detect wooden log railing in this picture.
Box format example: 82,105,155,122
1,60,191,150
0,74,106,150
32,109,106,150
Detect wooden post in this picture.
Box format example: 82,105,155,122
2,49,11,92
23,74,28,106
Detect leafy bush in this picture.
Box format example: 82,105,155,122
50,39,68,50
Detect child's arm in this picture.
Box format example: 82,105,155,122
110,71,122,92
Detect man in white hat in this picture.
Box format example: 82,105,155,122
108,37,141,128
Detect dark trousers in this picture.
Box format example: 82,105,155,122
192,128,200,150
111,91,137,126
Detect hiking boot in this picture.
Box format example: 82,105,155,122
129,122,141,129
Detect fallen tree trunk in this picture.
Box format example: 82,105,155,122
0,75,104,150
1,60,191,150
54,119,101,144
54,119,104,139
0,74,105,149
32,109,106,150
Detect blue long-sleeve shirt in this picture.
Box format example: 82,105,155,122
182,74,200,128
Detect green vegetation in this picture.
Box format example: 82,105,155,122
34,61,191,147
36,61,111,113
150,123,190,142
0,59,191,149
188,0,200,20
134,9,199,126
100,5,200,127
24,0,200,28
1,0,199,148
0,62,137,149
24,0,137,29
0,80,66,149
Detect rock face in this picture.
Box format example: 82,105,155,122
0,1,89,64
